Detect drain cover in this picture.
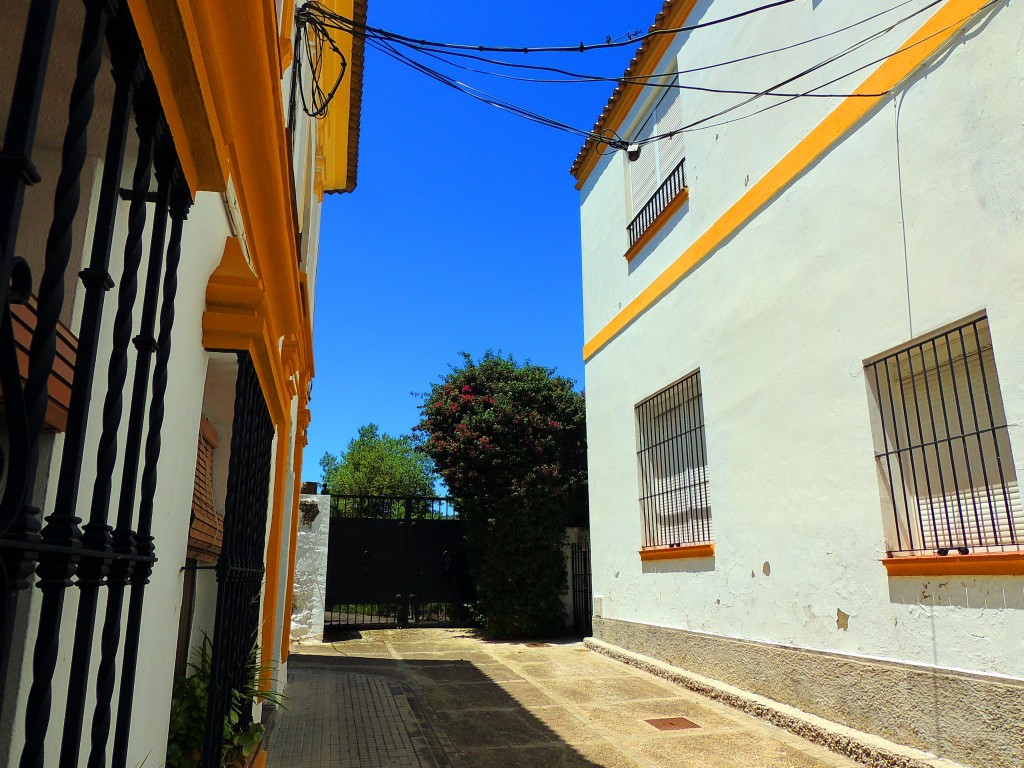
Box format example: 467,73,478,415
525,642,551,647
645,717,700,730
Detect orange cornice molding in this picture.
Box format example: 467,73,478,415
203,238,289,427
187,1,305,356
279,0,296,75
128,0,228,193
570,0,698,190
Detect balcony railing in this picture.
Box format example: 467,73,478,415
628,159,687,248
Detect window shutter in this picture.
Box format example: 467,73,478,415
629,111,659,217
897,349,1023,551
188,418,224,563
655,85,685,181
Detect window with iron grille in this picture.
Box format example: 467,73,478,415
627,80,687,249
865,315,1023,557
635,371,711,549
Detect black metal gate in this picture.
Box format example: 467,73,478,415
571,534,592,636
201,353,274,768
324,496,473,628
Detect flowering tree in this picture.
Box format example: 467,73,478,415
416,352,587,638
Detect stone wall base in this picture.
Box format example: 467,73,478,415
591,617,1023,768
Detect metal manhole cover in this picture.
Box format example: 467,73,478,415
645,717,700,730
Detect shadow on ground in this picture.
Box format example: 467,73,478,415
280,653,606,768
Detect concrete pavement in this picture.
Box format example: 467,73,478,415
267,628,862,768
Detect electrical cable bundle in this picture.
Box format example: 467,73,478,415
291,0,1001,152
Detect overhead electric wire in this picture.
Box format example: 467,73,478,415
365,37,598,141
632,0,947,145
357,0,925,88
366,0,941,147
667,0,1000,138
292,0,989,152
299,0,801,55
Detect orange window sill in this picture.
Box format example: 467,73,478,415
624,188,689,263
882,551,1024,577
640,543,714,561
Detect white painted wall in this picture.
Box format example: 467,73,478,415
290,494,331,644
581,0,1024,679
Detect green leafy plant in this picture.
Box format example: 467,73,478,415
166,634,286,768
416,351,588,638
320,423,439,502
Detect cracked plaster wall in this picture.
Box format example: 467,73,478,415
580,2,1024,766
290,494,330,644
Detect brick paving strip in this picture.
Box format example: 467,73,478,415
266,629,962,768
265,657,459,767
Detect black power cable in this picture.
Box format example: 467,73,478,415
299,0,801,55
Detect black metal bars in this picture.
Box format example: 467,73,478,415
0,1,194,765
635,370,711,549
867,316,1022,556
329,494,457,520
628,158,686,248
201,354,274,768
570,535,592,636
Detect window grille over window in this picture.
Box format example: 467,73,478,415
866,316,1023,557
627,80,687,248
636,371,711,548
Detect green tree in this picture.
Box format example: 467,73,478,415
416,351,587,638
320,424,438,505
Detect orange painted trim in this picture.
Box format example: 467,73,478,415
883,552,1024,577
640,543,714,561
279,0,296,75
260,411,292,683
583,0,990,362
624,188,690,263
573,0,699,190
188,1,306,361
203,238,290,428
128,0,228,193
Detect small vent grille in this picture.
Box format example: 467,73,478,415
645,717,700,731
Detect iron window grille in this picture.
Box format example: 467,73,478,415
627,78,686,248
628,159,686,248
865,315,1023,557
635,371,711,549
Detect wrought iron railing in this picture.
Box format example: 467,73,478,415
202,354,275,768
866,316,1023,557
0,3,194,766
635,370,712,549
628,158,686,248
329,494,457,520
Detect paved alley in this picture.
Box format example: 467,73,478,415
266,628,861,768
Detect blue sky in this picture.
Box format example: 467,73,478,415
305,2,651,482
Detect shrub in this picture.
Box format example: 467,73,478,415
417,352,587,638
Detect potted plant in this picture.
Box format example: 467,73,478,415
166,635,285,768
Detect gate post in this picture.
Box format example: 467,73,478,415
397,498,413,627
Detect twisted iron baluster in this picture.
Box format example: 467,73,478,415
85,105,167,768
110,175,191,768
18,2,115,765
0,1,61,700
58,29,143,767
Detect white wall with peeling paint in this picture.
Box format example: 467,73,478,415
290,495,331,644
581,0,1024,680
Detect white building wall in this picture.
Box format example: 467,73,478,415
581,0,1024,680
